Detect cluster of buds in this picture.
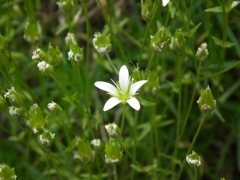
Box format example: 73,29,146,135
141,0,153,21
186,150,201,168
93,32,112,54
38,129,55,148
197,86,216,114
169,29,186,54
196,42,209,61
105,138,123,164
68,44,84,67
28,103,46,134
74,138,94,163
150,27,170,52
0,164,17,180
57,0,74,13
48,101,63,117
23,21,40,43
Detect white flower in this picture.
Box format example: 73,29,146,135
162,0,170,6
9,106,22,116
90,139,101,147
48,101,56,111
94,65,148,111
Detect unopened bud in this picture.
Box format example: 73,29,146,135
68,44,84,67
105,138,122,164
197,86,216,114
65,32,77,46
141,0,153,21
57,0,74,13
196,42,209,61
105,123,121,139
93,32,111,54
4,87,23,107
0,164,17,180
150,27,170,52
24,21,40,43
32,48,49,62
38,129,55,148
37,61,54,76
74,138,93,163
9,106,22,116
91,139,104,154
48,101,63,116
29,103,46,134
47,43,63,67
169,29,186,54
186,150,201,169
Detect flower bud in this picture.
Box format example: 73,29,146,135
38,129,55,148
0,95,8,112
57,0,74,13
197,86,216,114
186,150,201,169
65,32,77,46
48,101,63,116
9,106,22,116
68,44,84,67
141,0,153,21
4,87,23,107
24,21,40,43
150,27,170,52
0,164,17,180
105,123,121,139
196,42,209,61
169,29,186,54
90,139,105,154
47,43,63,67
29,103,46,134
32,47,49,62
74,138,93,163
93,32,112,54
105,138,123,164
37,61,54,76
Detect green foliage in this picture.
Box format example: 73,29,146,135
0,0,240,179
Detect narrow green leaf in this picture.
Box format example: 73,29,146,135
205,6,223,13
64,137,78,153
138,97,156,107
214,109,225,123
56,24,68,35
212,36,235,48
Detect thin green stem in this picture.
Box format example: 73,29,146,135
194,168,198,180
131,111,138,180
176,114,207,180
200,60,240,80
46,150,50,180
106,53,119,75
118,140,142,168
120,105,126,134
113,165,118,180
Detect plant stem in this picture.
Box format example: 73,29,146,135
131,111,138,180
194,168,198,180
46,150,50,180
106,53,119,75
113,165,118,180
176,114,207,180
120,105,126,134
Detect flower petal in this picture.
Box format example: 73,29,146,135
94,81,118,96
130,80,148,95
127,97,140,111
162,0,170,6
103,97,121,111
119,65,129,92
